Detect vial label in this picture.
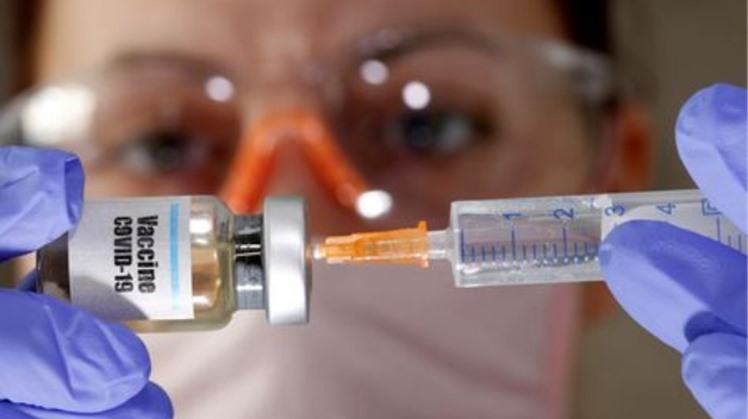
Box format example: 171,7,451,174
68,197,194,321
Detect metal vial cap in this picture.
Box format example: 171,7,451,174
263,196,310,324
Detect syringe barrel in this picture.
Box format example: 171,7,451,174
448,189,745,287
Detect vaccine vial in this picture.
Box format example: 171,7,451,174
36,196,310,332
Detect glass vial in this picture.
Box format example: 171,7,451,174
36,195,310,332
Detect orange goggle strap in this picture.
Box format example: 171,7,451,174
220,109,370,214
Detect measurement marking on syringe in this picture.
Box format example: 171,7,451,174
702,198,721,215
511,227,517,261
460,230,466,263
562,226,568,257
716,217,722,243
739,235,744,252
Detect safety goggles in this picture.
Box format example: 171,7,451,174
0,28,616,227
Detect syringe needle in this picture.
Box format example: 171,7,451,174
314,221,431,267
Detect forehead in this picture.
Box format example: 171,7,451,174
37,0,566,81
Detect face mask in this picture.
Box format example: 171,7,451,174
142,261,579,418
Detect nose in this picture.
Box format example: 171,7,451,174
220,109,382,225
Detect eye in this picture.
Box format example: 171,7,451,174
119,129,216,174
384,108,493,155
84,72,241,177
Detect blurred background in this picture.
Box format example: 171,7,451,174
0,0,745,418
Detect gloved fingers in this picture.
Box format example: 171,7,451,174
0,146,84,262
600,220,747,352
682,333,747,419
5,383,173,419
0,290,151,413
0,404,35,419
676,84,747,232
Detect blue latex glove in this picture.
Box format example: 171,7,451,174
0,146,173,418
601,84,747,419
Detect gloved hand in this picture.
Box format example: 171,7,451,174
0,146,173,418
601,84,747,419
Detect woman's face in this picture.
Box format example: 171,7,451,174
33,0,604,235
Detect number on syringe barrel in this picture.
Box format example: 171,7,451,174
457,208,601,269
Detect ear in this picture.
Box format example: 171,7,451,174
582,102,653,326
593,102,653,192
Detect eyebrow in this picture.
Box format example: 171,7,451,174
103,51,233,80
355,27,502,62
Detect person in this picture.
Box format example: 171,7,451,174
3,85,745,419
0,0,714,417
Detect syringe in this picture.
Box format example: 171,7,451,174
314,189,747,287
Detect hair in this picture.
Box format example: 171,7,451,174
557,0,610,54
8,0,39,92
